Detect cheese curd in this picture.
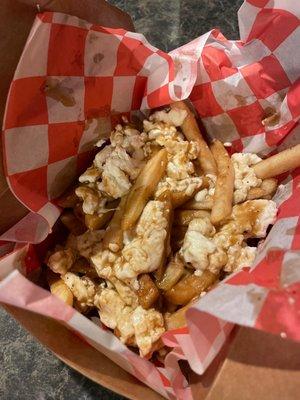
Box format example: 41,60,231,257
180,218,228,275
224,245,257,273
47,248,75,275
94,289,164,355
76,230,105,259
94,288,126,329
132,306,165,357
231,199,277,237
232,153,262,204
91,248,118,280
156,177,203,198
150,108,187,127
62,272,96,307
193,174,216,205
114,201,168,280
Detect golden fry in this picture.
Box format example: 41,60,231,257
121,149,168,230
47,270,73,306
60,211,86,236
210,140,234,225
137,274,160,310
170,101,217,175
103,196,127,252
174,209,211,226
164,271,218,305
158,254,185,291
155,190,173,281
247,178,278,200
84,211,113,231
253,144,300,179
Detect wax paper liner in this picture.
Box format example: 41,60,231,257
1,1,300,398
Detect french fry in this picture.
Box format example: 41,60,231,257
253,144,300,179
164,271,218,305
174,209,211,226
210,140,234,225
155,190,173,281
183,196,213,210
84,211,113,231
247,178,278,200
164,302,193,330
121,149,168,230
103,196,127,252
60,211,86,235
56,185,78,208
170,101,217,175
47,270,73,306
157,254,185,291
137,274,160,310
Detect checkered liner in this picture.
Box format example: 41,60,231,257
1,1,300,398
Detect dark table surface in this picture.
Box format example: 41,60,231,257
0,1,243,399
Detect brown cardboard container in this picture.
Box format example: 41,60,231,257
1,1,300,399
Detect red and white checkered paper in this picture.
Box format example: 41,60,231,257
1,1,300,398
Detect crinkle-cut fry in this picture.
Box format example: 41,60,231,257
210,140,234,225
174,209,211,226
84,211,113,231
56,185,78,208
103,196,127,252
158,254,185,291
165,302,193,330
253,144,300,179
137,274,160,310
155,190,173,281
170,101,217,175
60,211,86,236
47,270,73,306
121,149,168,230
247,178,278,200
164,271,218,305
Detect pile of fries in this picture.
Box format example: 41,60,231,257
45,100,300,357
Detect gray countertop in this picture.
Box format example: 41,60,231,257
0,1,243,399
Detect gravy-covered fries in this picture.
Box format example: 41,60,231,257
46,102,296,359
210,140,235,225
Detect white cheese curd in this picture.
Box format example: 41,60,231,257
149,108,187,127
231,153,262,204
180,218,216,272
231,199,277,237
62,272,96,307
114,201,168,280
132,306,165,357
